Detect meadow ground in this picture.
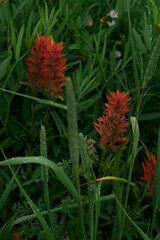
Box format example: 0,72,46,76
0,0,160,239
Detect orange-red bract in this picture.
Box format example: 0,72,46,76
26,35,67,97
140,154,156,196
94,90,131,152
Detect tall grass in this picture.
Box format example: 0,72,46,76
0,0,160,239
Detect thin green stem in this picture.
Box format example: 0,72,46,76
127,0,140,102
40,125,55,238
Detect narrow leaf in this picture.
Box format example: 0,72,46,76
0,58,10,81
132,28,147,54
26,11,33,50
0,176,15,211
114,193,151,240
15,24,24,61
142,33,160,89
0,88,67,110
0,157,80,201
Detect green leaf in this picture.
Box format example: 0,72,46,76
0,217,15,240
0,156,80,201
10,167,53,240
0,88,67,110
139,112,160,121
26,11,33,50
0,176,15,211
144,23,151,50
46,8,59,36
77,93,101,113
0,58,10,81
142,33,160,89
54,17,67,39
151,125,160,235
66,78,79,168
9,16,16,54
132,28,147,54
40,125,48,182
15,24,24,61
114,192,151,240
155,232,160,240
29,18,42,49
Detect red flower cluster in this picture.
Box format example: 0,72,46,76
26,35,67,97
140,154,156,196
12,231,22,240
94,90,131,152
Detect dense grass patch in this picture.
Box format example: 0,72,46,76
0,0,160,239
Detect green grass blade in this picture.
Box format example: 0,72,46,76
40,125,48,182
94,183,101,240
12,194,114,227
0,88,67,110
79,133,93,240
132,28,147,54
40,126,55,238
155,232,160,240
144,22,151,50
0,175,15,211
54,17,66,39
29,18,42,49
9,16,16,55
112,143,127,238
142,33,160,89
0,58,10,81
0,217,15,240
15,24,24,61
151,125,160,235
66,78,79,187
0,157,80,201
127,4,140,101
9,167,53,240
66,79,86,239
26,11,33,50
121,117,140,237
46,8,59,36
114,193,151,240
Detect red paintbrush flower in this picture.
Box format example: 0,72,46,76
12,231,22,240
94,90,131,152
140,154,156,196
26,35,67,97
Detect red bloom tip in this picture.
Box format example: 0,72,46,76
26,35,67,97
93,90,131,152
140,154,156,196
12,231,22,240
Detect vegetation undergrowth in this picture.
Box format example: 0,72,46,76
0,0,160,239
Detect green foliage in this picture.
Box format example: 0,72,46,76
0,0,160,239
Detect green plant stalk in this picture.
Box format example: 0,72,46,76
66,78,86,238
112,144,126,240
127,1,140,102
26,89,38,177
78,201,87,240
79,133,94,240
0,156,80,201
94,183,101,240
136,33,160,119
12,194,114,227
150,125,160,236
66,78,80,192
120,117,140,239
0,88,67,110
142,33,160,89
114,192,151,240
9,166,53,240
28,89,38,154
40,125,55,237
